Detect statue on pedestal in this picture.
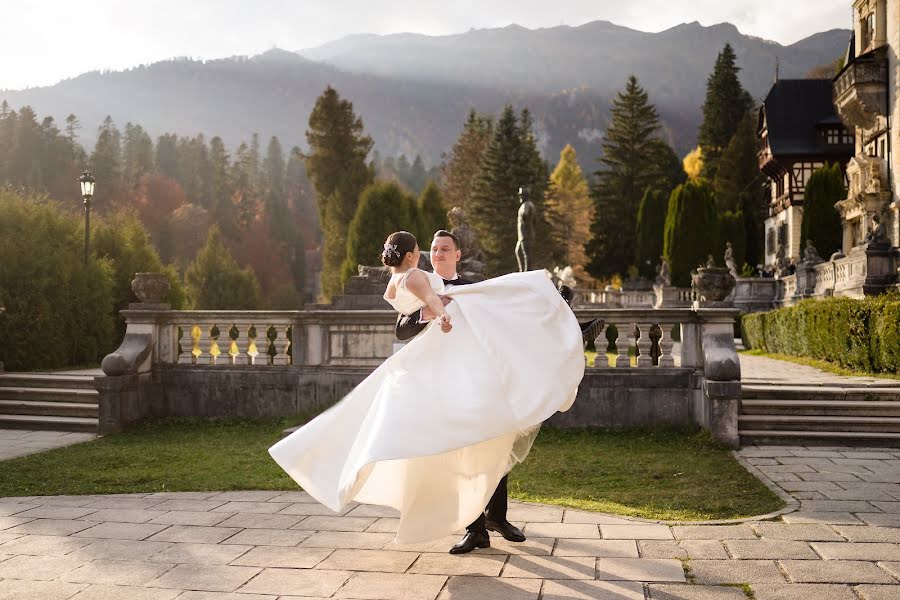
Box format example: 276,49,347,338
515,186,536,272
801,240,823,264
724,242,738,278
655,257,671,287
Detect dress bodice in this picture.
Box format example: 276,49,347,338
383,268,445,315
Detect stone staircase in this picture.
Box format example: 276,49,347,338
740,383,900,446
0,373,99,432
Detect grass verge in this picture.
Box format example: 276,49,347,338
0,420,784,521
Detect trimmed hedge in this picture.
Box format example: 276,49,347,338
742,295,900,374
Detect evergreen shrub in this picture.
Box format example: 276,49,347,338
741,295,900,374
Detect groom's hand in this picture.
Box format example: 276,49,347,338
422,296,453,321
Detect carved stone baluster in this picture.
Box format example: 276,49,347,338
177,323,195,365
213,325,231,366
590,323,608,368
636,323,653,367
233,323,251,365
195,324,213,365
614,322,631,368
254,325,271,366
658,322,676,367
273,324,292,366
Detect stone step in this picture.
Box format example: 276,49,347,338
741,399,900,417
0,413,98,432
0,386,98,404
740,429,900,447
739,414,900,433
0,374,97,390
742,384,900,402
0,400,98,418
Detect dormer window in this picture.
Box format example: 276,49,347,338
823,127,854,145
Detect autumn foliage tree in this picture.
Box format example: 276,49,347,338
545,144,594,285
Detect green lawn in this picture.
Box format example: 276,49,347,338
0,419,783,521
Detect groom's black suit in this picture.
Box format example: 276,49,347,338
393,275,509,536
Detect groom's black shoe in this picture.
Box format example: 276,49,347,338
449,530,491,554
485,519,526,543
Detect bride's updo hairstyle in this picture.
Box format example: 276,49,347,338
381,231,417,267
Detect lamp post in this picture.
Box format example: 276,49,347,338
78,171,95,265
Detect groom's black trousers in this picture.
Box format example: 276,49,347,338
467,475,508,533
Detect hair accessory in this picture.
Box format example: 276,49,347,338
382,243,401,259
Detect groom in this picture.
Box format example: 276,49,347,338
394,229,526,554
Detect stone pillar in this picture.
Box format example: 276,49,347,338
697,309,742,448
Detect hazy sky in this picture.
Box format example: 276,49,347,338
2,0,852,90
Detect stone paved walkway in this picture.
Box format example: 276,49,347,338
739,353,900,387
0,430,96,461
1,446,900,600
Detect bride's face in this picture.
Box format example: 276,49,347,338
406,245,420,267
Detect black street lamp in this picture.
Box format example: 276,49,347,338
78,171,95,265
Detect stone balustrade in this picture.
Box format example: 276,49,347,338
96,299,743,447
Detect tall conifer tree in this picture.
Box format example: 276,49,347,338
698,44,754,181
305,86,374,299
545,144,593,284
586,76,682,280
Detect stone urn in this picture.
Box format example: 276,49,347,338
131,272,170,304
691,267,736,304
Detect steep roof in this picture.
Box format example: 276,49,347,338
760,79,852,157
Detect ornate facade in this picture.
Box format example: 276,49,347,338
757,79,854,267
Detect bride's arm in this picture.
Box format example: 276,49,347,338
405,271,452,332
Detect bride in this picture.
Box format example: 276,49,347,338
269,231,584,544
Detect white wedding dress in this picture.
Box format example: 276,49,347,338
269,269,584,544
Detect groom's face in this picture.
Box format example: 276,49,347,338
430,236,460,277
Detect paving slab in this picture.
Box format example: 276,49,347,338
679,540,729,559
218,513,303,529
750,583,859,600
68,584,183,600
781,512,863,525
73,521,170,541
147,542,252,565
638,540,688,559
553,538,639,557
780,559,897,584
596,558,686,582
834,525,900,543
145,525,241,544
672,525,756,540
147,563,262,592
0,579,86,600
751,523,844,541
811,542,900,561
688,559,785,584
409,552,506,576
724,539,819,559
0,533,93,556
435,575,541,600
229,545,332,568
60,558,175,586
522,522,599,539
648,584,748,599
854,584,900,600
0,553,86,580
66,539,174,561
218,527,312,547
318,548,418,572
501,555,596,579
542,579,645,599
602,524,673,540
335,572,447,600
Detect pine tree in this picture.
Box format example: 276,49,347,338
232,141,260,230
409,154,428,194
155,134,179,180
545,144,594,284
208,136,236,236
441,110,493,215
122,123,154,187
469,106,549,274
698,44,754,181
184,226,264,309
713,112,765,266
586,75,683,280
416,180,448,242
90,115,123,210
800,163,844,258
342,181,417,281
634,188,670,279
305,86,374,299
663,180,719,287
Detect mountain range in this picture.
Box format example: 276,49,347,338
1,21,850,170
